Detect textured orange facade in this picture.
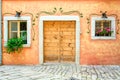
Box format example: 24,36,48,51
2,0,120,65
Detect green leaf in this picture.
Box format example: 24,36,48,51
6,38,24,53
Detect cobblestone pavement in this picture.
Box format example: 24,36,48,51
0,63,120,80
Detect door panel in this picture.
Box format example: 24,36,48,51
60,21,75,62
44,21,59,62
44,21,75,63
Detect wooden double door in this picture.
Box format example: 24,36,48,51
43,21,76,63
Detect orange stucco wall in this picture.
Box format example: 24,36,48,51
2,0,120,65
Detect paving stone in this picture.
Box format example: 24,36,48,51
0,64,120,80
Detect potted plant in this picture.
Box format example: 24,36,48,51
96,27,113,36
6,38,24,54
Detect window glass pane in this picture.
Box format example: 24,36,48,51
95,21,102,36
95,20,101,27
20,21,27,31
20,21,27,44
95,21,102,30
11,22,18,31
103,20,111,28
20,32,27,44
11,32,17,38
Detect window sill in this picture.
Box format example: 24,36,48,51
23,44,31,47
91,36,116,39
4,44,31,47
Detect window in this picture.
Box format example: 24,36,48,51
95,20,112,36
8,21,27,44
91,17,116,39
4,16,31,47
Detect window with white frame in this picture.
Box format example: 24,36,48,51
91,16,116,39
4,16,31,47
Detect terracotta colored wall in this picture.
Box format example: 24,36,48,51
2,0,120,65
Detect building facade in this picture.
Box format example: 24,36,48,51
1,0,120,65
